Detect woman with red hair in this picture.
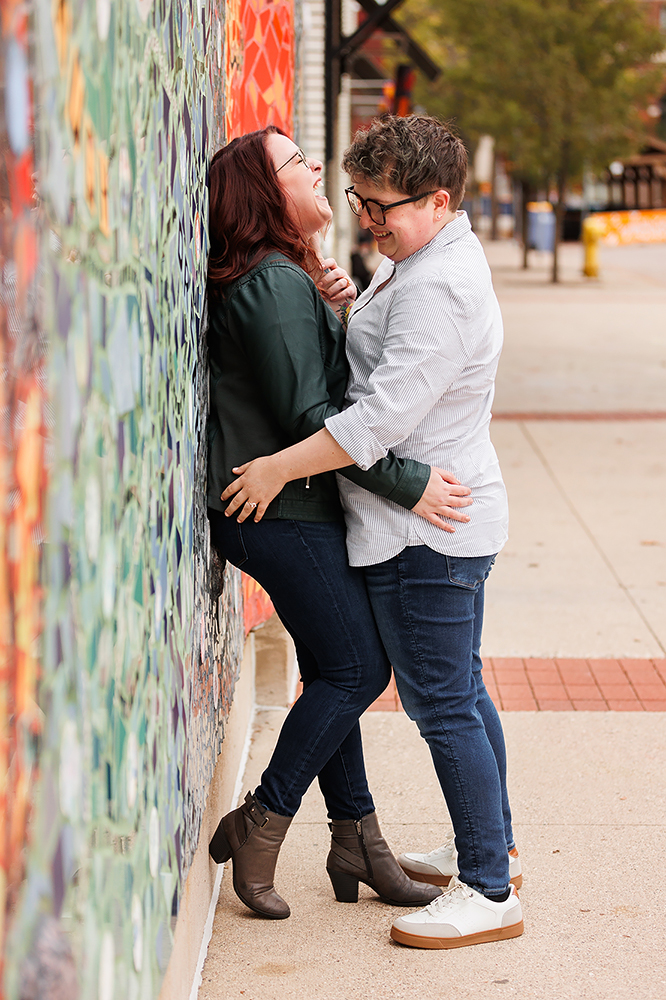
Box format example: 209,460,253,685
206,127,470,920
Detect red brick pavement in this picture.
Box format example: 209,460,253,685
361,658,666,712
293,659,666,710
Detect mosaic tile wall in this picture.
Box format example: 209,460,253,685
1,0,296,997
0,0,48,994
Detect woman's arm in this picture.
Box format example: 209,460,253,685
220,264,471,524
221,428,472,526
315,257,356,328
308,231,356,326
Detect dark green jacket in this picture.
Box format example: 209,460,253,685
207,254,430,521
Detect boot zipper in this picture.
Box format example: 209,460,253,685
356,819,373,879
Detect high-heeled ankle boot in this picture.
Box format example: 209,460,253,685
326,812,442,906
209,791,292,919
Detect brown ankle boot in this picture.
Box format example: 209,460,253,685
209,791,292,919
326,812,442,906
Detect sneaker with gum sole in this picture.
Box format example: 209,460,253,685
398,832,523,889
391,875,524,949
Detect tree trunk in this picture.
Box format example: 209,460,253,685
521,180,531,269
552,180,566,283
552,156,569,283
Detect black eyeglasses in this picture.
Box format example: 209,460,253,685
345,187,439,226
276,148,309,173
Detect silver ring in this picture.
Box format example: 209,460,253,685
247,501,257,509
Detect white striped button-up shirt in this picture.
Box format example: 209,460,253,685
325,212,508,567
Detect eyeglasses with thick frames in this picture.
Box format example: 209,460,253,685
345,187,439,226
276,148,309,173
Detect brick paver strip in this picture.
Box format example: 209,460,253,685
490,657,525,670
556,658,596,683
531,685,570,702
492,411,666,421
524,657,560,675
500,696,539,710
653,660,666,684
363,659,666,712
490,667,527,681
564,684,605,701
594,683,637,701
620,657,665,675
296,660,665,711
635,686,666,702
535,700,574,710
589,659,628,683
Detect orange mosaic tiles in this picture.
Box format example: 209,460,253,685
225,0,295,141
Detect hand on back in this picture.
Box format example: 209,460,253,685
412,467,472,531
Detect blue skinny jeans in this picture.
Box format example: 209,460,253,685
364,546,515,897
208,510,391,820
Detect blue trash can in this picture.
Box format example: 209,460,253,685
527,203,555,251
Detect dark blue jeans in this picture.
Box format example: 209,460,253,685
364,547,514,897
208,510,391,819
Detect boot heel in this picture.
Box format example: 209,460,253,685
327,868,360,903
209,820,232,864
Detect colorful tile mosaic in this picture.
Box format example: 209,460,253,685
1,0,296,997
0,1,47,992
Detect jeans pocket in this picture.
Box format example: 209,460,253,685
223,520,249,568
445,554,497,591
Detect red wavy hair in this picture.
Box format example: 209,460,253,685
207,126,318,294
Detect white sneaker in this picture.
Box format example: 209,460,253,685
398,832,523,889
391,876,523,949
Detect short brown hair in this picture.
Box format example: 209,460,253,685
342,115,467,211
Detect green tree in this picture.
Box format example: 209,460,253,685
398,0,666,281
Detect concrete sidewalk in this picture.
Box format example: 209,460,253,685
197,242,666,1000
199,709,666,1000
483,240,666,659
486,240,666,416
484,417,666,658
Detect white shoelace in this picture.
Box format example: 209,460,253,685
424,878,472,915
423,831,456,860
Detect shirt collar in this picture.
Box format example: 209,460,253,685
394,211,471,273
